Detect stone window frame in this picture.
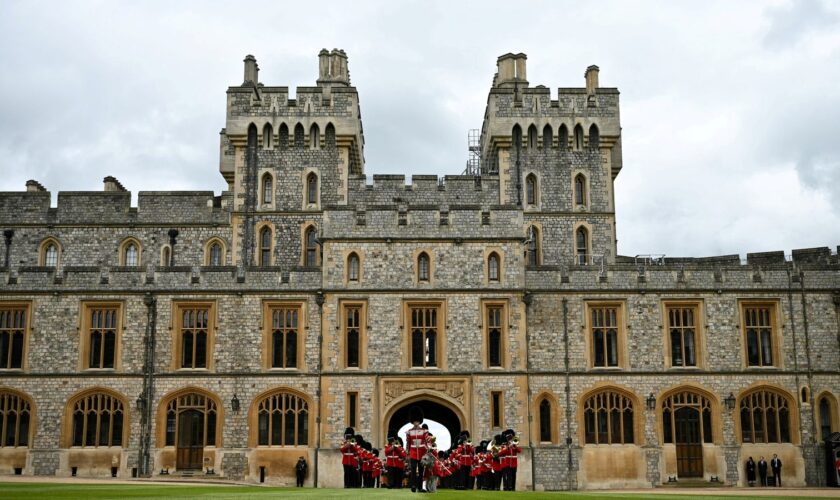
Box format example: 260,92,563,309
203,237,227,267
583,300,628,370
255,221,276,267
738,300,783,369
524,172,539,209
346,391,359,430
524,223,542,267
262,299,307,371
309,123,321,150
533,391,559,445
0,301,31,371
573,223,592,265
300,223,320,267
484,248,504,285
260,171,275,208
118,237,142,267
413,249,434,285
62,387,129,448
735,385,798,444
661,300,706,370
490,390,504,430
403,299,447,371
578,385,641,446
657,385,722,446
170,300,217,372
558,123,569,150
38,237,61,267
344,251,363,284
302,169,320,210
816,391,839,441
156,386,223,449
573,123,585,151
340,299,367,370
262,123,273,150
542,123,554,149
78,301,124,372
159,245,171,267
0,388,35,448
482,299,508,369
247,387,312,448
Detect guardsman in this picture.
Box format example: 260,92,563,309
405,406,429,492
457,431,475,490
503,429,521,491
384,436,399,489
395,437,407,488
340,427,357,488
490,434,504,490
371,448,382,488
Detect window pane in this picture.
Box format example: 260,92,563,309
194,331,207,368
73,412,84,446
206,411,216,446
271,411,282,446
540,400,551,442
285,331,297,368
181,333,194,368
166,412,176,446
18,412,29,447
284,409,295,445
663,410,672,443
272,331,283,368
298,409,308,445
103,332,115,369
411,329,423,366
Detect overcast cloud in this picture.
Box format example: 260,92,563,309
1,0,838,258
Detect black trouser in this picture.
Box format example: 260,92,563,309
343,465,354,488
772,470,781,486
759,471,767,486
409,458,424,492
388,466,402,488
296,470,305,487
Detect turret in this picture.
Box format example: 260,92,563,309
243,54,259,85
585,65,599,94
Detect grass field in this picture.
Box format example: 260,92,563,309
0,484,818,500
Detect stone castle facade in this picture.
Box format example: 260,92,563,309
0,49,838,489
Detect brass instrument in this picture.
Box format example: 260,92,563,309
512,436,520,445
465,438,472,446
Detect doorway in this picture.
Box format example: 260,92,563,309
164,391,218,471
674,407,703,477
177,409,205,470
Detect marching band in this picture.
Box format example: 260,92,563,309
340,406,521,492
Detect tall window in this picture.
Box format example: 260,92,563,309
512,124,522,148
667,305,698,367
527,125,537,151
86,306,118,369
270,306,299,369
417,252,430,282
558,124,569,150
164,392,217,447
347,392,358,428
590,305,620,367
263,123,273,149
347,253,360,282
0,391,31,447
71,392,124,447
543,124,553,148
259,227,272,266
739,388,791,443
0,305,26,370
526,174,537,205
306,173,318,205
576,227,588,265
43,242,58,267
526,226,540,266
325,123,336,147
743,304,776,367
344,305,361,368
487,305,503,367
310,124,320,149
410,305,439,368
122,241,139,266
160,246,171,267
488,252,500,282
662,391,713,444
208,242,222,266
294,123,304,148
262,174,273,205
304,227,318,266
491,392,503,428
539,398,552,442
589,124,600,149
818,395,836,440
178,305,211,369
583,390,634,444
256,392,308,446
574,174,586,206
278,123,289,149
574,124,584,150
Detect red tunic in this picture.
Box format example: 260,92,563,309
458,443,475,467
507,443,521,469
405,426,429,460
340,441,358,467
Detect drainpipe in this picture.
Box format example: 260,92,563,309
522,291,534,491
799,271,821,485
167,229,178,266
314,290,325,487
785,269,804,454
562,298,573,490
139,293,158,477
3,230,12,268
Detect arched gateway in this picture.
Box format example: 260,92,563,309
383,393,466,446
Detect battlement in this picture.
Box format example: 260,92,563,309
345,174,501,206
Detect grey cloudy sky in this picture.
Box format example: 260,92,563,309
1,0,838,258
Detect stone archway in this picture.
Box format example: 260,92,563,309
384,394,465,449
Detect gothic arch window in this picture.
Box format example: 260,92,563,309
558,124,569,150
325,123,336,147
278,123,289,149
512,124,522,149
258,226,272,267
204,239,225,267
347,252,360,282
0,390,32,447
583,388,635,444
254,391,310,446
576,226,589,265
488,252,500,282
817,394,838,440
574,174,587,207
417,252,430,282
574,124,584,150
738,387,793,443
261,173,273,205
67,390,126,447
542,124,553,148
525,226,540,266
589,123,600,149
538,397,554,443
40,238,60,267
0,303,28,370
119,238,141,267
527,124,538,151
310,123,320,150
263,123,273,149
294,123,305,148
661,390,714,444
525,173,538,206
304,226,319,267
306,172,318,206
161,390,219,448
160,246,171,267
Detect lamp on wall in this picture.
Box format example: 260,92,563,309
136,393,146,411
646,393,656,410
724,392,736,410
231,394,241,413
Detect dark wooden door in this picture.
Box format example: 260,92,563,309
176,409,204,470
675,407,703,477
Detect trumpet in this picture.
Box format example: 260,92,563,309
512,436,520,445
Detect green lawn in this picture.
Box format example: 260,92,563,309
0,484,816,500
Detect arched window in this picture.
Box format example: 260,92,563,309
70,391,125,447
325,123,336,148
801,387,809,404
294,123,304,148
0,390,31,447
662,391,713,444
543,124,553,148
574,174,587,206
526,226,540,266
120,239,141,267
558,124,569,150
270,306,299,368
818,395,837,440
576,227,589,265
589,124,600,149
43,242,58,267
259,227,272,266
207,241,223,266
739,388,792,443
574,124,584,150
160,246,171,267
309,124,320,149
306,173,318,206
417,252,430,282
583,389,635,444
263,123,273,149
0,304,27,369
262,173,273,205
256,392,309,446
163,391,217,448
512,125,522,149
488,252,500,282
525,174,537,205
304,227,319,267
527,124,538,151
538,398,553,442
347,253,360,282
278,123,289,149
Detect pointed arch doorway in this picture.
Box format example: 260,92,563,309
384,396,464,449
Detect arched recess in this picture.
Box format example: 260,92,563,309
155,386,224,449
532,391,560,445
262,123,273,149
0,387,35,448
577,383,643,445
383,391,467,446
255,221,275,267
815,391,838,441
247,387,313,447
278,123,289,149
301,224,320,267
62,387,128,448
39,237,61,267
574,124,584,150
294,123,305,148
309,123,320,149
735,384,798,444
527,124,538,151
160,245,171,267
525,173,539,206
558,124,569,150
542,124,553,148
325,123,336,147
118,237,142,267
203,238,227,266
512,124,522,149
589,123,600,149
657,384,722,445
260,172,274,206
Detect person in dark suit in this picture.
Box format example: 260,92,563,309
770,454,782,486
295,456,308,487
745,456,756,486
758,456,768,486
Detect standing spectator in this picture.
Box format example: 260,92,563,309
745,456,756,486
758,456,768,486
770,454,782,487
295,456,308,487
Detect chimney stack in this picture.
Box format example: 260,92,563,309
25,180,46,192
103,176,127,192
316,49,350,87
243,54,259,85
585,65,600,94
494,53,528,88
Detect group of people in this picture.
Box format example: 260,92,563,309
744,454,783,487
340,406,521,492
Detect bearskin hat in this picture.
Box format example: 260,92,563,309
503,428,515,441
409,406,424,424
372,448,379,456
387,435,395,443
461,430,470,439
344,427,355,438
396,436,404,447
494,433,503,445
